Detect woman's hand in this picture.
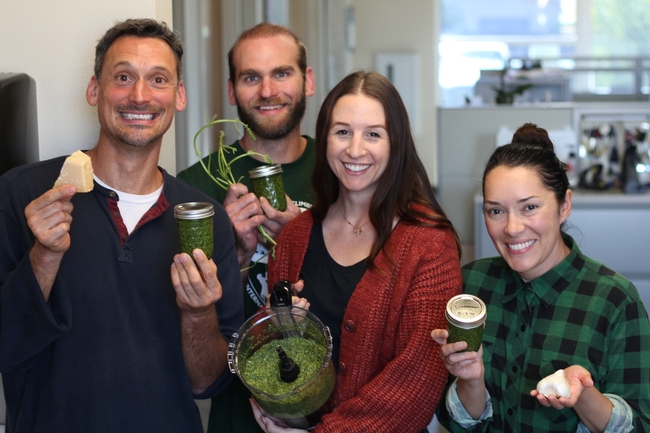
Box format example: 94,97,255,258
432,329,488,419
431,329,484,382
531,365,613,432
250,398,308,433
266,280,310,310
530,365,594,409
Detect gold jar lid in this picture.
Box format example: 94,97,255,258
174,202,214,220
446,294,487,329
248,164,283,179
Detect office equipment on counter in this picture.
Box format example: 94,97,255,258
0,73,39,175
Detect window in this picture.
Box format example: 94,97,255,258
439,0,650,106
438,0,576,106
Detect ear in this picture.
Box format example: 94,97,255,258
86,76,99,107
227,78,237,106
559,189,572,223
304,66,315,97
175,81,187,112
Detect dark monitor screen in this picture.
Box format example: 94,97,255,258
0,73,38,176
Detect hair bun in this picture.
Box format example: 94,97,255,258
511,123,555,151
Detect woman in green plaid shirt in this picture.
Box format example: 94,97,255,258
432,125,650,432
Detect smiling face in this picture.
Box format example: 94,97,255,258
228,35,314,140
86,36,186,149
326,93,390,198
483,165,572,281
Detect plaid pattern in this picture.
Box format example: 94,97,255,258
438,234,650,433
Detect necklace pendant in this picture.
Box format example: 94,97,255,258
354,227,362,237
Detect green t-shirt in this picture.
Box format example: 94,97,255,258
178,137,316,433
177,136,316,319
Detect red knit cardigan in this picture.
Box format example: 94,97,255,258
268,206,462,433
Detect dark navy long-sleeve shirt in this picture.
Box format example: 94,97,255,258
0,155,244,433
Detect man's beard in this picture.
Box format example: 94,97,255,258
236,90,306,140
117,126,157,148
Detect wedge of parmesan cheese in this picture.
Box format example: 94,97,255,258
53,150,94,192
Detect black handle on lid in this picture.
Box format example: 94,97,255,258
270,280,293,308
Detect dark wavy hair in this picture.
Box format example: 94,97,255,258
228,22,307,84
311,71,461,267
483,123,569,204
94,19,184,83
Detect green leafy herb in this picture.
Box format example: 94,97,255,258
192,116,278,268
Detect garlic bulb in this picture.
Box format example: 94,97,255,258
536,369,571,398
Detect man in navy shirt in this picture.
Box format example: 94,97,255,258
0,18,243,433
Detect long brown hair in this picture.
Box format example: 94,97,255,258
311,71,461,267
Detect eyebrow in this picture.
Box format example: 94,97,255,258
238,65,295,79
111,61,173,75
331,121,386,129
484,196,537,206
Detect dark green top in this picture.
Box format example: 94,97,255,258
437,233,650,432
177,137,316,433
177,136,316,318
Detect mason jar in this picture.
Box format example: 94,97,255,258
174,202,214,259
248,164,287,212
446,294,487,352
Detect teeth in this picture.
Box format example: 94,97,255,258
344,164,370,172
122,113,154,120
508,240,535,251
259,105,283,111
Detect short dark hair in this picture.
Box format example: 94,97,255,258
312,71,461,266
94,18,184,83
227,22,307,85
484,123,569,205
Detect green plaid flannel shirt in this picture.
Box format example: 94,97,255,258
437,234,650,432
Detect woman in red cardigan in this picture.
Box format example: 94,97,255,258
251,71,462,433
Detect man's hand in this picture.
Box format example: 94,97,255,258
26,185,76,254
171,249,228,393
25,184,77,299
223,184,265,268
223,184,301,269
257,195,301,241
171,249,223,315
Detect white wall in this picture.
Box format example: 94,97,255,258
0,0,177,173
351,0,439,185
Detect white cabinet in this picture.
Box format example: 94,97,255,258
474,192,650,314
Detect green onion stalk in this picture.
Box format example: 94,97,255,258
192,116,277,269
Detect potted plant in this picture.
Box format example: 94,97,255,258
492,67,533,104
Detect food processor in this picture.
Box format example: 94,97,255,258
228,282,337,429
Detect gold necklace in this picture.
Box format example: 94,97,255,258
337,202,368,237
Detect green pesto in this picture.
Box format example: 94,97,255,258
251,173,287,211
447,322,483,353
176,217,213,259
242,336,335,420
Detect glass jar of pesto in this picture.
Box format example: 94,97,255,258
446,294,487,352
174,202,214,260
248,164,287,211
